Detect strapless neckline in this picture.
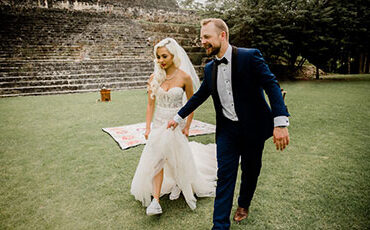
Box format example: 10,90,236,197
159,86,184,93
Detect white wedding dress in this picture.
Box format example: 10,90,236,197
130,86,217,210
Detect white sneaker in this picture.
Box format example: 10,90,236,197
169,185,181,200
146,198,162,216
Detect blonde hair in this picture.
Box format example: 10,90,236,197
201,18,229,41
149,38,181,99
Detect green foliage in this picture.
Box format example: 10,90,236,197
199,0,369,74
177,0,204,9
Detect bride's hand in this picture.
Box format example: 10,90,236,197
167,119,178,129
144,129,150,140
182,127,190,137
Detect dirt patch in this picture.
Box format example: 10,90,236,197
270,64,327,80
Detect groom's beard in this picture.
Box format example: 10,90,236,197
204,43,221,56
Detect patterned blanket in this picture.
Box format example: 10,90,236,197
102,120,216,150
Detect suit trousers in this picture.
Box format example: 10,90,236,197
212,117,265,230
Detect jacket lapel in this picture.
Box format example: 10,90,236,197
211,61,222,109
231,46,239,103
211,61,217,94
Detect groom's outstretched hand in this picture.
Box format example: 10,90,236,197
167,119,179,130
273,127,290,151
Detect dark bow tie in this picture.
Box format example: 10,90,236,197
214,57,228,66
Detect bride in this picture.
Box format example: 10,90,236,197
130,38,217,215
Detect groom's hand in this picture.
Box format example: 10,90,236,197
273,127,290,151
167,119,178,130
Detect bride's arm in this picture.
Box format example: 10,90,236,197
182,74,194,137
145,75,156,140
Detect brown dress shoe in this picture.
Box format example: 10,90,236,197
233,207,249,223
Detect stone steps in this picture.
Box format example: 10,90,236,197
139,21,199,34
0,67,153,77
0,44,149,51
0,75,149,88
0,64,153,72
0,71,152,82
0,80,147,97
0,6,151,64
0,48,148,54
0,44,150,60
0,84,147,97
0,57,153,96
0,5,202,97
0,58,151,63
0,59,153,72
0,55,148,61
146,31,198,41
0,44,148,49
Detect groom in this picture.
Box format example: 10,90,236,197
168,18,290,229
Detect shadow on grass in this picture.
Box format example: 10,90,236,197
289,73,370,82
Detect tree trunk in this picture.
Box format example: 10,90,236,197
289,54,298,67
359,53,364,74
347,55,351,74
363,53,368,73
316,65,320,79
47,0,53,8
297,58,306,67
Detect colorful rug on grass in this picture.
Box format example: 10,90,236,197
102,120,216,150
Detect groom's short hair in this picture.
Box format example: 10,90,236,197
201,18,229,41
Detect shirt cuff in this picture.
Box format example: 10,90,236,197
274,116,289,127
174,114,184,123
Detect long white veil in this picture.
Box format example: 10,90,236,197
150,38,200,104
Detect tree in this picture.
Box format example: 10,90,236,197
202,0,312,66
331,0,370,74
198,0,370,76
299,0,337,78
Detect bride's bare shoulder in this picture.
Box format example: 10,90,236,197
178,69,191,82
148,73,155,83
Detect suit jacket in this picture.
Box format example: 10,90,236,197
178,46,290,141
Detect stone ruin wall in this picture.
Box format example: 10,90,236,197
2,0,179,9
0,0,206,97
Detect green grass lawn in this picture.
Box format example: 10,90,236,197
0,74,369,229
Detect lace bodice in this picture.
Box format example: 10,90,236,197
153,87,185,129
155,87,184,108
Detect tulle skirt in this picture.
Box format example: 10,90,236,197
130,124,217,210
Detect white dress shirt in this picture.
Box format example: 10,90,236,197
216,45,238,121
175,44,289,127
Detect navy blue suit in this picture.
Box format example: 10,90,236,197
178,47,289,229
